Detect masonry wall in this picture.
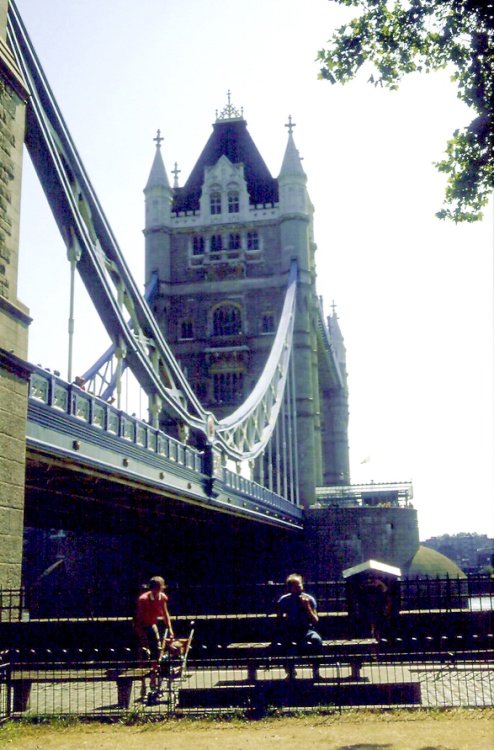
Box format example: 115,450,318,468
302,506,420,580
0,0,30,589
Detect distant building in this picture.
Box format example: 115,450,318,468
422,533,494,573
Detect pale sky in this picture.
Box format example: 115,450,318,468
14,0,494,540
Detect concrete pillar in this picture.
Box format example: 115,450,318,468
0,0,30,589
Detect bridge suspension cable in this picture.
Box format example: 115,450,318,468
7,0,297,463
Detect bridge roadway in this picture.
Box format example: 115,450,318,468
25,366,303,531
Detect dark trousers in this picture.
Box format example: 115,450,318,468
272,629,323,675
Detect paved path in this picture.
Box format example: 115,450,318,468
2,661,493,717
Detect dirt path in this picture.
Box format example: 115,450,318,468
1,710,493,750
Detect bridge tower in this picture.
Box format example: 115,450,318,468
144,97,350,507
0,0,29,588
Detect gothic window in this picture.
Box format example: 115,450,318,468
228,233,241,250
179,319,194,339
210,234,223,252
213,372,244,404
192,236,205,255
247,231,259,250
210,191,222,215
261,312,275,334
213,303,242,336
228,190,240,213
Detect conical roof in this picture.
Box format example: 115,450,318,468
145,143,170,191
279,131,306,179
173,118,278,211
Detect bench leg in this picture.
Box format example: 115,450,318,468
350,660,362,680
312,663,321,681
12,681,32,712
116,677,133,709
247,661,257,682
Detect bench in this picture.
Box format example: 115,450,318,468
177,640,422,712
222,638,378,682
7,663,156,712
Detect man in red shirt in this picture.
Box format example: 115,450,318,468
134,576,174,668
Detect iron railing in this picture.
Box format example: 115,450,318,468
1,576,492,622
0,639,492,719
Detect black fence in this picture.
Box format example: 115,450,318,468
0,576,492,719
0,636,492,720
1,575,493,622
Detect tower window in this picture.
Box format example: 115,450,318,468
228,233,241,250
261,312,274,334
213,303,242,336
213,372,244,403
247,231,259,250
179,319,194,339
210,234,223,252
192,236,205,255
228,190,239,213
210,191,222,215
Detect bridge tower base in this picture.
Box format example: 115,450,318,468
302,505,420,580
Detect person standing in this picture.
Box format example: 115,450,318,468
134,576,174,690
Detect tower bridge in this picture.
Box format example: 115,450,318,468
0,1,419,603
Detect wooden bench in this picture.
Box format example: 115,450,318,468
177,639,422,712
222,638,378,682
7,663,155,712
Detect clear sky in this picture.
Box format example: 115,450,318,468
14,0,493,541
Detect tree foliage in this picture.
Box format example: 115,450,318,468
317,1,493,221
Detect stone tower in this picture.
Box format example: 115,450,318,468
144,98,350,507
0,0,30,588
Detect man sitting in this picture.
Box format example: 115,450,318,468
274,573,322,680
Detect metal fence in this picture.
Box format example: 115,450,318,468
0,576,492,719
0,639,492,720
1,575,493,622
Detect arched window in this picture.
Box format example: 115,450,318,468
213,303,242,336
179,319,193,339
210,191,222,215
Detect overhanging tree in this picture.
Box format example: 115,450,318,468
318,0,493,222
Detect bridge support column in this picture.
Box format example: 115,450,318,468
0,1,29,590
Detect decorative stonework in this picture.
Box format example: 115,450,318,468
215,90,243,122
205,261,246,281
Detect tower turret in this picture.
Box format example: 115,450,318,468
278,116,312,274
278,117,322,505
144,130,173,284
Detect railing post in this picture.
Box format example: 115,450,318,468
203,445,222,498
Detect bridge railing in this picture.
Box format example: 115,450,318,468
29,366,203,473
221,467,300,519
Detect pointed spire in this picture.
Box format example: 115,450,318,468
145,129,171,191
279,115,306,178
